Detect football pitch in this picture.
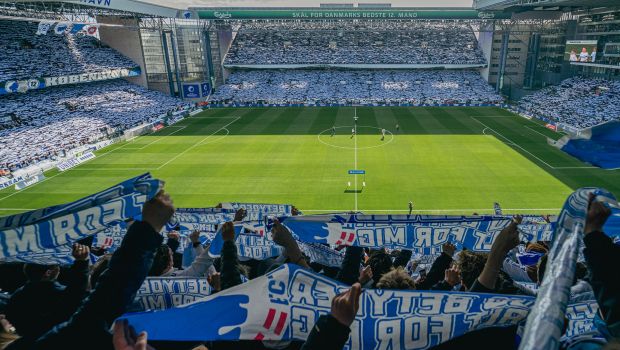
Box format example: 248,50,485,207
1,106,619,217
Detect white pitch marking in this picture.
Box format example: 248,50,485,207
471,117,559,169
129,126,188,150
354,108,358,212
524,125,553,139
156,118,240,170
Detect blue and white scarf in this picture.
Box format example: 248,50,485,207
519,188,618,350
207,222,344,267
273,215,554,254
0,173,161,263
122,263,597,348
134,277,212,311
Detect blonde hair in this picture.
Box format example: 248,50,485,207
376,267,416,290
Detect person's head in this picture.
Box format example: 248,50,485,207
376,267,416,290
525,242,548,281
148,245,174,276
456,250,488,289
525,242,548,254
367,250,393,284
582,47,587,53
23,263,60,282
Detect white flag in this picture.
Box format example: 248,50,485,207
85,25,99,37
36,21,53,35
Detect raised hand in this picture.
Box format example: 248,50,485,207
585,193,612,235
71,243,90,261
444,265,460,287
208,272,221,293
491,215,523,254
142,190,175,232
166,231,180,241
442,242,456,257
477,215,523,290
113,319,153,350
331,283,362,327
189,230,201,244
271,219,295,247
222,222,235,242
234,208,247,222
358,265,373,285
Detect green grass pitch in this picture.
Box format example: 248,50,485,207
1,106,619,217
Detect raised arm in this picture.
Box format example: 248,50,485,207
301,283,361,350
335,246,364,286
470,216,521,292
16,191,175,350
271,219,310,269
415,243,455,290
220,221,243,291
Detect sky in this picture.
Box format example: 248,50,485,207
144,0,475,10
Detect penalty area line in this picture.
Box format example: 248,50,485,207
156,118,240,170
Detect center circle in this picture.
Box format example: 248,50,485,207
318,125,395,150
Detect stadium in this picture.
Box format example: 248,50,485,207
0,0,619,349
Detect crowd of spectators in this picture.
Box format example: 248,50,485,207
0,80,183,172
225,21,486,66
210,69,504,106
0,20,137,81
0,193,617,349
517,76,620,129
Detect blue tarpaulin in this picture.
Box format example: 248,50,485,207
556,121,620,170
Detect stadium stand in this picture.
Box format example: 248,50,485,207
225,21,486,66
210,69,503,106
516,76,620,129
0,79,183,172
0,20,138,81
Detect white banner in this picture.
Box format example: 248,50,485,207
44,68,138,88
14,174,46,190
57,152,96,171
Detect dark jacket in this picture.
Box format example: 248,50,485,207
5,259,89,340
166,236,183,269
416,252,452,290
336,246,364,286
220,240,243,291
469,270,523,295
301,315,351,350
6,220,163,350
392,249,413,269
583,230,620,337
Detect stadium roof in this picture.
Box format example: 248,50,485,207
475,0,620,11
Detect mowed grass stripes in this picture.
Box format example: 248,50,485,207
1,107,618,216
